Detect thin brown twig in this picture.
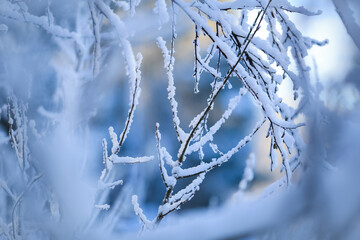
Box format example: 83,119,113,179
175,0,273,164
115,77,139,154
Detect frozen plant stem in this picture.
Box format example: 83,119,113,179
132,0,314,227
176,0,273,165
0,0,326,236
12,174,42,240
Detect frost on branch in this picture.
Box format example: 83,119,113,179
0,0,155,234
232,153,256,202
0,0,332,237
332,0,360,50
153,0,169,27
89,0,101,77
7,96,30,173
0,95,44,239
156,37,187,143
94,53,152,218
0,0,77,38
88,5,154,221
130,0,324,227
132,195,154,230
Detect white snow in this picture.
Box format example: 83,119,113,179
110,155,154,164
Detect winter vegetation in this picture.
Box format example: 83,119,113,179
0,0,359,239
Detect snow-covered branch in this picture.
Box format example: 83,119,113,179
0,0,77,39
332,0,360,50
0,0,341,238
129,0,318,226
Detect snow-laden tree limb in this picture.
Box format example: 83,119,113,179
156,37,187,143
332,0,360,50
0,0,78,39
